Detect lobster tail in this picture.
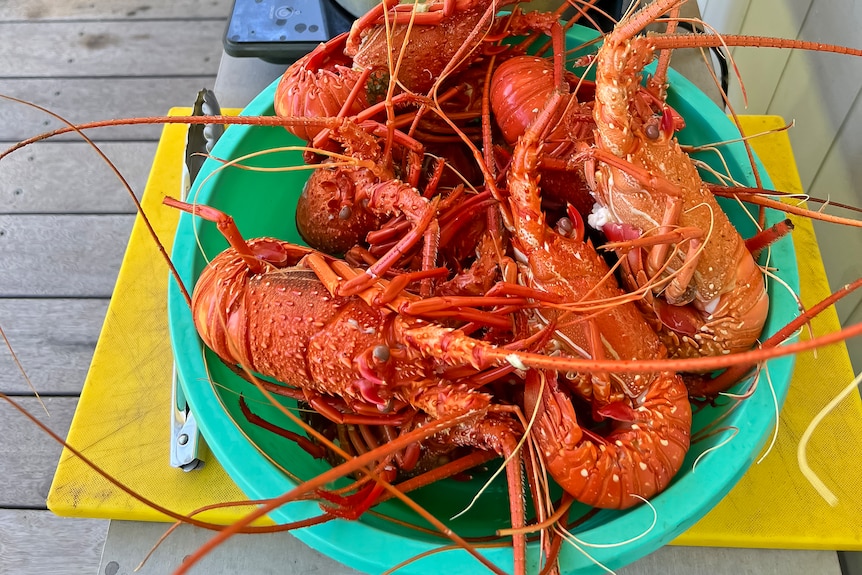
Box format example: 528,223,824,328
529,370,691,509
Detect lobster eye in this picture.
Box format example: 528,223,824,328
555,217,574,237
339,205,352,220
645,123,660,140
373,345,391,363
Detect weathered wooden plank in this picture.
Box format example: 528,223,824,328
617,547,842,575
0,77,221,141
0,214,133,297
0,141,157,213
0,0,232,21
100,521,361,575
0,397,79,507
96,520,846,575
0,509,105,575
1,20,224,78
0,299,109,394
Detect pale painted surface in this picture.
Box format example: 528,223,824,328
697,0,862,370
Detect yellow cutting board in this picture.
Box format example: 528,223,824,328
48,113,862,549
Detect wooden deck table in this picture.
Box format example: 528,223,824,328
39,52,862,574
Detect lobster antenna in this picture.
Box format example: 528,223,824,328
798,369,862,506
710,189,862,228
553,526,616,574
690,404,745,445
755,364,781,464
687,121,786,194
648,4,681,99
564,494,659,549
685,120,795,153
0,323,48,416
691,19,765,194
691,428,739,472
380,0,415,164
642,12,759,197
173,410,508,575
429,0,497,98
450,381,542,522
378,541,510,575
135,508,331,572
759,266,811,351
498,497,576,537
692,155,747,188
562,0,609,40
655,15,757,181
0,113,302,162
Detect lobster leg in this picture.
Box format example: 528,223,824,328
239,396,328,459
337,191,442,296
602,222,705,304
445,414,529,575
306,394,413,426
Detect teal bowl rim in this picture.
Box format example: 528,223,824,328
167,25,800,575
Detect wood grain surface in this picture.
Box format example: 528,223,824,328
1,78,221,141
0,299,110,394
0,397,79,507
0,0,228,572
0,509,105,575
0,20,224,77
0,0,231,21
0,141,156,213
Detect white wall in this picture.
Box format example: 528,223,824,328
697,0,862,369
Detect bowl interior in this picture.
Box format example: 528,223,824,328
167,25,800,575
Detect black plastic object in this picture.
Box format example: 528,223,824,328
223,0,633,64
223,0,354,64
586,0,633,31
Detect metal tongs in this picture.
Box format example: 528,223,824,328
170,89,224,471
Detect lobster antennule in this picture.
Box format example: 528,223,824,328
163,197,264,273
163,197,315,271
647,31,862,58
745,218,795,259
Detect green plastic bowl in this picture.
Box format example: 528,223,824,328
167,25,799,575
